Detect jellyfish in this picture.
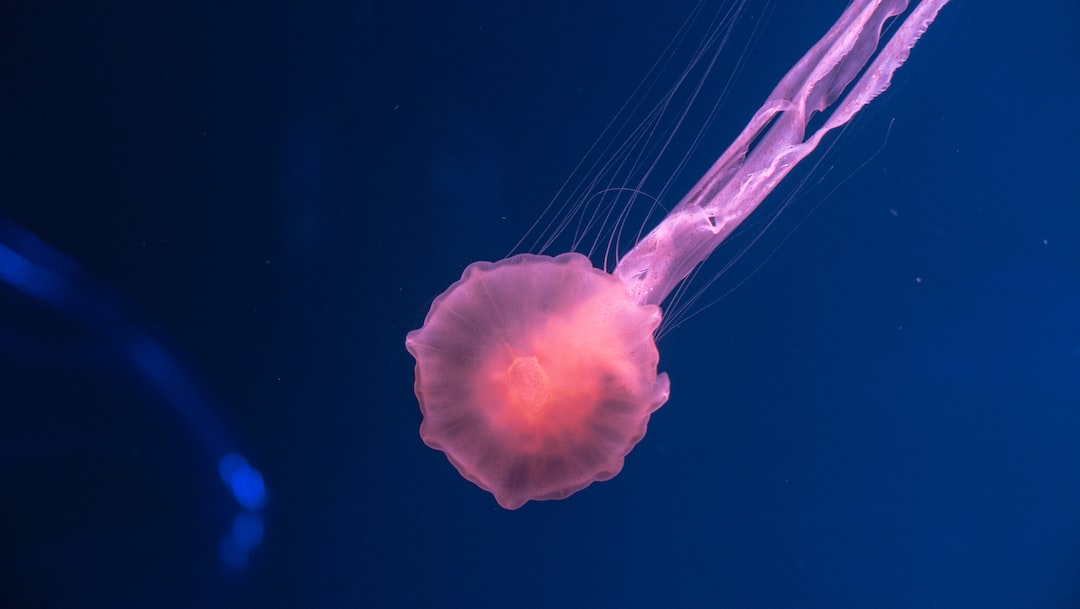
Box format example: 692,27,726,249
407,0,951,509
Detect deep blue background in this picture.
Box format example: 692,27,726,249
2,1,1079,607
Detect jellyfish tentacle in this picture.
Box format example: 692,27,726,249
616,0,951,306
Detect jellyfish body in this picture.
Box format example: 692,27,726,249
406,253,669,509
408,0,951,508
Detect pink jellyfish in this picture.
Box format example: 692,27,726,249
407,0,951,509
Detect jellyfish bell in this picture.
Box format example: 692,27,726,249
406,252,669,510
408,0,952,508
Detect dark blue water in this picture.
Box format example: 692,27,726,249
1,1,1078,607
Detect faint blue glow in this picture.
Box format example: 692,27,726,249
131,335,172,384
0,241,64,303
219,511,265,572
217,454,267,571
232,510,265,546
218,453,268,510
219,537,247,571
0,215,272,576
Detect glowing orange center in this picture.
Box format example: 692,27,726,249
506,356,550,413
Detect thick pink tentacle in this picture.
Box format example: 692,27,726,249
615,0,951,306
